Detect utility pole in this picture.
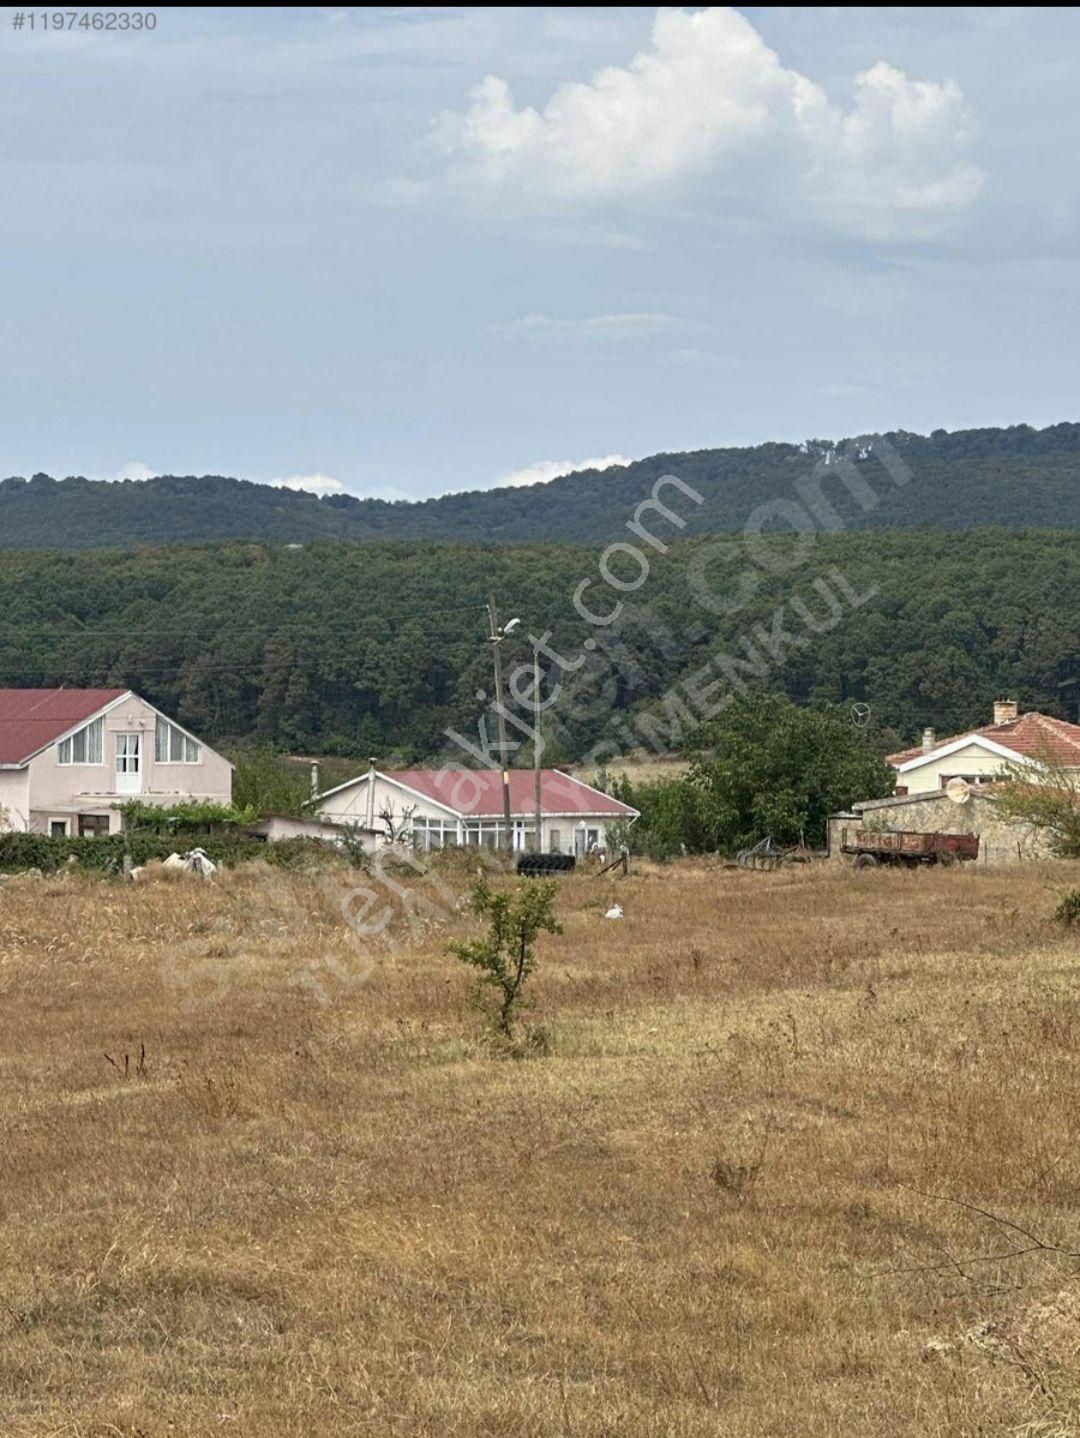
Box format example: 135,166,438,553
487,596,514,852
533,646,543,852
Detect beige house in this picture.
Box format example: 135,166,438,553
827,698,1080,866
314,765,638,853
0,688,232,836
887,700,1080,796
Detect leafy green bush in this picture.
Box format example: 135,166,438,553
610,775,714,861
115,799,258,832
449,877,561,1038
231,747,313,818
993,763,1080,858
1054,890,1080,927
0,831,366,875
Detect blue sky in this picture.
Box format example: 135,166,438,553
2,6,1079,499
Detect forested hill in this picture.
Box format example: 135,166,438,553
0,530,1076,763
5,421,1080,549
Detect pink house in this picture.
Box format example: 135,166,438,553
0,689,233,836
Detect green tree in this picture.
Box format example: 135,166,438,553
992,759,1080,857
686,694,895,851
610,774,714,861
231,746,311,817
449,877,561,1037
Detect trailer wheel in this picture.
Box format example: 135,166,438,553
853,853,879,870
937,851,957,868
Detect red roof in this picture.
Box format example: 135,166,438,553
889,711,1080,768
0,688,126,765
376,768,637,818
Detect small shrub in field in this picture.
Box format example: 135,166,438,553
449,877,561,1038
1054,889,1080,927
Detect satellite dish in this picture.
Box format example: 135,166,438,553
945,777,971,804
850,702,871,728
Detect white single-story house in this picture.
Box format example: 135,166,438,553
888,699,1080,796
314,765,638,853
0,688,232,835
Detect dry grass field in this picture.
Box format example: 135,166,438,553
570,756,689,788
2,856,1080,1436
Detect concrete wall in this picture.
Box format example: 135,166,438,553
829,791,1051,866
250,815,378,850
25,693,232,834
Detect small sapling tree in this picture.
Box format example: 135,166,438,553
450,877,561,1038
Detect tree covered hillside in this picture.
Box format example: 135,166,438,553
0,529,1076,763
4,421,1080,548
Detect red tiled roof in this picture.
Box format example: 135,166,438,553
888,711,1080,768
0,688,126,765
379,768,638,818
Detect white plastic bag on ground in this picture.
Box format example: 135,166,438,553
186,848,217,877
162,849,217,878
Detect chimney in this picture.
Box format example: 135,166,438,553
993,698,1018,725
310,762,320,801
365,756,377,831
921,727,936,752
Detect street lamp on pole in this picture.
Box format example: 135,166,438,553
487,598,520,853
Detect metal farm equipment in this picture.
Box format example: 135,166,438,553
841,828,979,870
735,836,816,872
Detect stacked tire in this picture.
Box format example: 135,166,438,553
516,853,577,877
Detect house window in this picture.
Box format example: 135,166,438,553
155,718,200,764
49,819,68,838
57,717,103,765
411,817,459,851
549,828,561,853
78,814,110,837
463,820,506,849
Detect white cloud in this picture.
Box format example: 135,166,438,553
108,460,159,482
432,7,983,235
268,472,347,496
495,453,633,489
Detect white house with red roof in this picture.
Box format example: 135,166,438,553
887,699,1080,796
314,764,638,854
0,689,232,836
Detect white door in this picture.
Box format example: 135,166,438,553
115,733,143,794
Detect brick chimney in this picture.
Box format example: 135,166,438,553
992,698,1018,725
921,726,936,751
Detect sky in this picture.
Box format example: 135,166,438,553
2,5,1079,500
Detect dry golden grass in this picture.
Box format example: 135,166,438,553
2,856,1080,1436
570,756,688,788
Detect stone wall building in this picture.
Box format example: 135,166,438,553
828,788,1051,867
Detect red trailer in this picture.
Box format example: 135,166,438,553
841,827,979,869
